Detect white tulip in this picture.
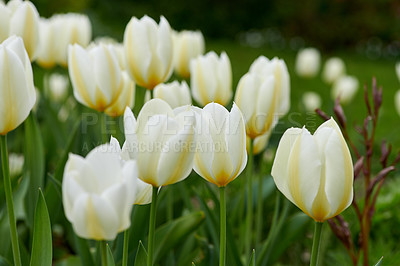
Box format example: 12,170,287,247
7,0,40,60
124,15,173,90
332,75,359,104
190,51,232,106
271,118,353,222
8,153,24,177
123,99,196,187
0,3,11,43
105,71,135,117
0,36,36,135
193,102,247,187
246,132,271,155
295,48,321,78
322,57,346,84
62,142,137,240
153,80,192,109
68,43,123,112
173,30,205,78
302,91,322,112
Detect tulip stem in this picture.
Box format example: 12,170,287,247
0,135,21,266
100,240,108,266
244,139,254,254
100,112,108,143
219,186,226,266
147,186,158,266
122,229,129,266
310,222,323,266
255,171,263,247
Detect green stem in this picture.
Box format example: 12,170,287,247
100,240,108,266
122,229,129,266
219,186,226,266
0,135,21,266
244,139,254,254
310,222,323,266
100,112,108,143
167,188,173,221
147,186,158,266
255,170,263,247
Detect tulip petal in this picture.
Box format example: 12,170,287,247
62,172,85,221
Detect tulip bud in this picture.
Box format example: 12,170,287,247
8,0,40,60
235,56,290,139
193,102,247,187
331,75,359,104
0,3,11,43
271,118,353,222
153,80,192,108
190,51,232,106
46,73,69,103
395,90,400,117
302,91,322,112
68,43,123,112
109,136,152,205
124,15,173,90
105,71,135,117
295,48,321,78
9,153,24,178
0,36,36,135
62,142,138,240
123,99,196,187
322,57,346,84
92,37,126,70
246,132,271,155
173,30,205,78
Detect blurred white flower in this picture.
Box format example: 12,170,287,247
173,30,205,78
302,91,322,112
332,75,359,104
295,48,321,78
153,80,192,108
47,73,69,102
322,57,346,84
9,153,24,178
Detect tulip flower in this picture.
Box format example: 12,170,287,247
295,48,321,78
62,142,138,241
68,43,123,112
0,36,36,135
246,132,270,155
271,118,353,222
332,75,359,104
302,91,322,112
193,102,247,265
153,80,192,108
7,0,40,60
395,90,400,117
105,71,135,117
124,15,173,90
8,153,24,178
37,13,92,67
0,3,10,43
173,30,205,78
124,99,196,187
46,73,69,103
124,99,196,266
190,51,232,106
322,57,346,84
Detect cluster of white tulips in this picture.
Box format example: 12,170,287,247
296,47,359,111
0,1,356,266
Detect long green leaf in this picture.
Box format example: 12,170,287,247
248,249,255,266
154,211,205,263
374,256,383,266
24,113,45,228
106,244,115,266
30,189,52,266
74,235,95,266
134,241,147,266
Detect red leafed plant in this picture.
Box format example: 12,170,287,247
316,78,400,266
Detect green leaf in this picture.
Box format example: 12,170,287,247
106,244,115,266
374,256,383,266
30,189,52,266
0,255,11,266
74,235,95,266
154,211,205,263
248,249,255,266
134,241,147,266
24,113,45,228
